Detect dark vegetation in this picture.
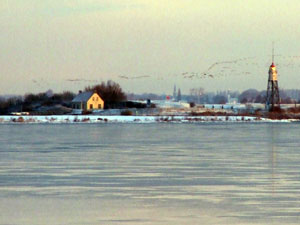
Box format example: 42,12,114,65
1,81,300,119
22,91,75,112
121,110,134,116
0,91,76,115
0,80,128,115
85,80,127,103
84,80,128,109
266,106,300,120
187,108,300,120
0,80,149,115
0,96,23,115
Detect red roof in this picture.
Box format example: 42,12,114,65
271,62,275,67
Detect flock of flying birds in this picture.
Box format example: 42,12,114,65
118,75,150,80
31,55,300,86
116,55,300,81
177,57,257,80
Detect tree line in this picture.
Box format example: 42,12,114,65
0,80,127,115
1,81,300,115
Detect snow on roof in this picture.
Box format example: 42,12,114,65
72,91,94,102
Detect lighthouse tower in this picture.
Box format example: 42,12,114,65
266,46,280,110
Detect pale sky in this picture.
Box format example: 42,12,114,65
1,0,300,95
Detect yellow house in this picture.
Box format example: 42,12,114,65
72,91,104,110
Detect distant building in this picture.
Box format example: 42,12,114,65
227,94,238,104
177,88,181,101
173,85,177,101
72,91,104,110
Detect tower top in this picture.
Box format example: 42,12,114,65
271,41,276,67
272,41,275,63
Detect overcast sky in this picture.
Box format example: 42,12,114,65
1,0,300,95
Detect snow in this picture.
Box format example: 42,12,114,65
0,115,296,124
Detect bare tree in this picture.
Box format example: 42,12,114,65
85,80,127,102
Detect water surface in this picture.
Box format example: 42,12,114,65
0,123,300,224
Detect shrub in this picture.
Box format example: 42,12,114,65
189,102,195,108
121,110,133,116
17,117,24,122
82,110,92,115
287,107,300,113
81,118,90,122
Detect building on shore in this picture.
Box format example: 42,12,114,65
71,91,104,111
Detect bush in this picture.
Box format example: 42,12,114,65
82,110,92,115
121,110,133,116
287,107,300,113
189,102,195,108
81,118,90,122
269,106,282,113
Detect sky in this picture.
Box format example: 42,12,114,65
1,0,300,95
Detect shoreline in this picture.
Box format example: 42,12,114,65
0,115,298,124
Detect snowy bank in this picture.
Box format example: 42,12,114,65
0,115,296,124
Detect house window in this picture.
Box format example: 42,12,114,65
92,97,95,101
98,104,101,109
96,97,98,101
90,104,93,109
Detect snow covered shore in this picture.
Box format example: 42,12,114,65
0,115,297,124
